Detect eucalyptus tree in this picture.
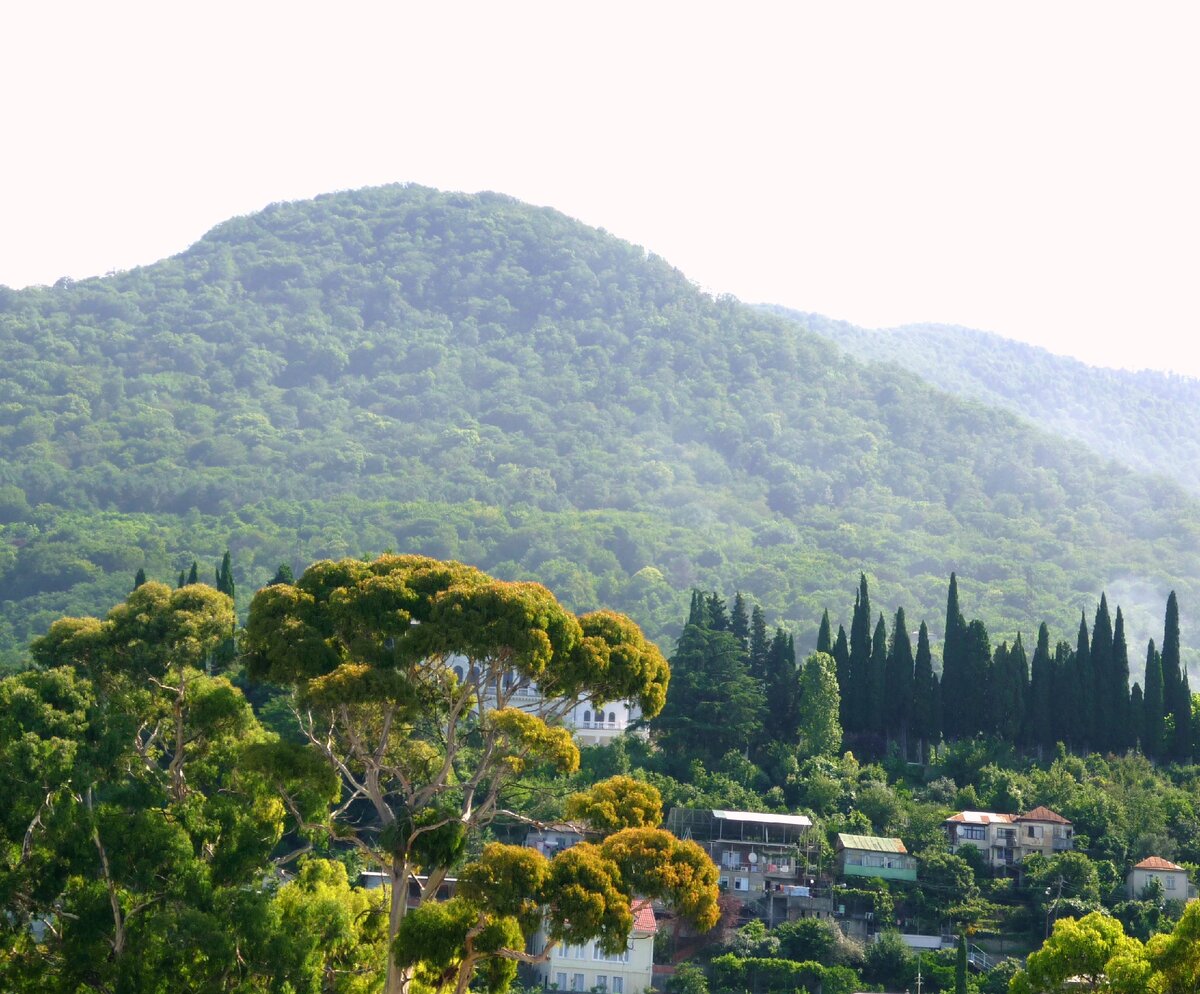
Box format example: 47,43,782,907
241,554,683,994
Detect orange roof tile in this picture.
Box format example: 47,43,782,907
1017,806,1071,825
632,899,657,934
1134,856,1185,872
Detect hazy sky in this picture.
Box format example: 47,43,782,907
3,2,1198,374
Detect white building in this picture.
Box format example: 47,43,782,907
1127,856,1194,901
532,900,657,994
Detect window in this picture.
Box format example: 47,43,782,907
612,979,623,994
734,876,749,892
960,825,987,841
583,710,591,724
557,974,567,990
572,975,585,991
608,711,617,725
1167,875,1177,890
596,977,607,992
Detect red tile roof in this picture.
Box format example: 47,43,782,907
1134,856,1185,872
1017,806,1071,825
632,899,657,934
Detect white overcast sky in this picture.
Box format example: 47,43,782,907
3,2,1198,374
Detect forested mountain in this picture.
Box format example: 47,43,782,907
2,184,1199,668
781,309,1200,494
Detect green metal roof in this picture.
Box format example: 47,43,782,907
837,833,907,854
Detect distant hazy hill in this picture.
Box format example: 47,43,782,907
780,309,1200,495
1,185,1198,669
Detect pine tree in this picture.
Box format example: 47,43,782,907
749,605,769,681
816,609,833,656
1111,607,1132,752
884,607,914,747
866,613,888,734
847,574,872,732
941,573,967,738
1143,639,1164,759
911,621,939,759
133,567,147,590
730,593,750,654
1090,595,1114,750
706,592,729,633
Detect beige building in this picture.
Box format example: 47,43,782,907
1127,856,1194,901
943,807,1073,871
533,900,657,994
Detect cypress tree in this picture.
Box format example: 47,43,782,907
961,619,991,739
749,605,769,680
866,613,888,734
187,560,199,586
1090,595,1114,750
911,621,939,759
762,627,798,747
1111,607,1132,752
816,609,833,656
1072,613,1092,750
1144,639,1164,760
1162,592,1191,761
884,607,914,746
990,633,1027,743
1026,623,1053,752
730,593,751,654
216,550,236,603
956,934,968,994
833,624,851,730
177,569,187,589
1130,682,1145,752
1051,641,1073,747
847,574,872,731
941,573,966,738
133,567,147,590
686,589,707,629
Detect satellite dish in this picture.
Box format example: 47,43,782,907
748,852,758,863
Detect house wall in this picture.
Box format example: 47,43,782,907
1128,867,1188,900
535,933,654,994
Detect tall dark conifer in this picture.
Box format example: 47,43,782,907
1111,607,1132,752
867,613,888,734
884,607,914,746
216,550,236,603
1162,592,1191,761
1072,613,1092,750
1090,595,1114,750
731,593,751,655
960,618,991,739
187,560,199,586
911,621,939,759
941,573,967,738
686,590,708,628
706,592,729,632
1026,623,1053,752
989,633,1027,742
816,609,833,656
749,605,769,681
1143,639,1164,760
1051,641,1073,747
847,574,872,731
133,567,147,590
762,627,798,747
833,624,851,730
1130,683,1145,751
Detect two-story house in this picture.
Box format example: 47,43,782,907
943,807,1073,871
836,834,918,883
1127,856,1195,901
532,900,657,994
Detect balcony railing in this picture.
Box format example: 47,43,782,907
1052,836,1073,850
577,721,620,730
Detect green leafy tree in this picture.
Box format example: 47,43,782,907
1009,912,1146,994
796,651,843,759
242,554,680,994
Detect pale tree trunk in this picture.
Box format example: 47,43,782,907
384,853,411,994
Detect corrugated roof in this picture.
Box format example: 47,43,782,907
837,833,908,854
1134,856,1185,872
712,809,813,828
1017,806,1071,825
632,899,657,934
945,811,1014,825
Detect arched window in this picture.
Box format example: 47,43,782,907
453,665,464,681
583,710,592,724
608,712,617,724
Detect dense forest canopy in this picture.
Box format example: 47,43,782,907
1,184,1199,673
785,308,1200,496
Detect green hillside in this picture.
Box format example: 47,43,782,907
1,184,1198,668
784,309,1200,494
